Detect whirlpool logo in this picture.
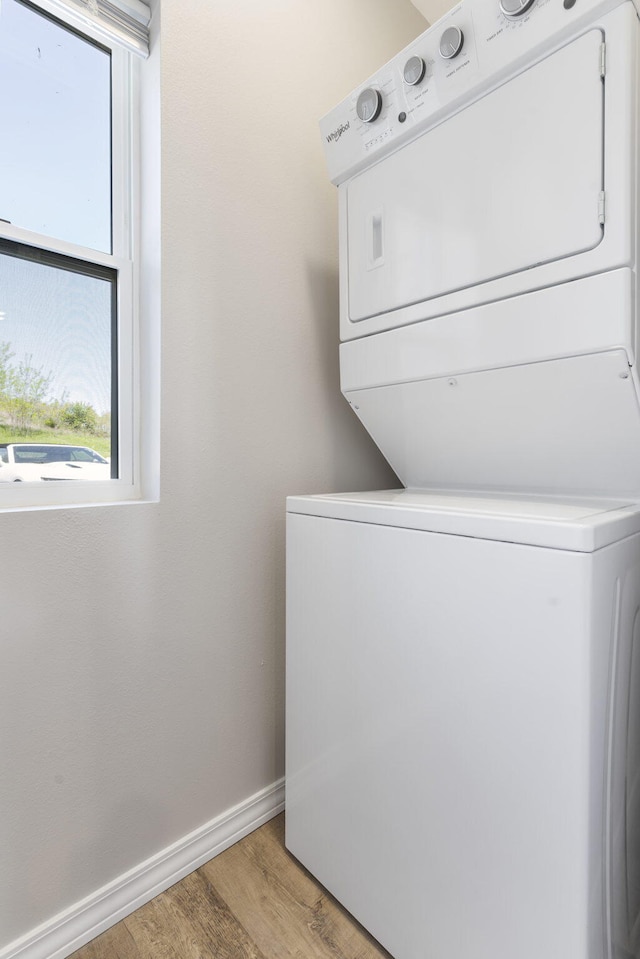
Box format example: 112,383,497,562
326,121,350,144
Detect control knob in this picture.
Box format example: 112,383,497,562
439,25,464,60
403,55,426,86
499,0,536,17
356,88,383,123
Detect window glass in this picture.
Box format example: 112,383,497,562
0,244,116,476
0,0,111,252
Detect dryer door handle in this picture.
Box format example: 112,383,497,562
367,210,384,269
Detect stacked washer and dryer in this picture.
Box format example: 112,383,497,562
285,0,640,957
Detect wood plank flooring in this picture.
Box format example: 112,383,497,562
70,814,392,959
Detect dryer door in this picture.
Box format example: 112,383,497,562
346,28,605,323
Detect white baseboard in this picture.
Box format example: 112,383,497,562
1,778,285,959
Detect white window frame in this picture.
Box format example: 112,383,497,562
0,0,143,510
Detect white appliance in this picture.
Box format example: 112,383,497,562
285,1,640,958
287,493,640,959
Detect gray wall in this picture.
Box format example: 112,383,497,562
1,0,426,947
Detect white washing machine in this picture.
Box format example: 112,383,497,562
286,0,640,957
287,492,640,959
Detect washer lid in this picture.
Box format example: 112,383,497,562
286,489,640,552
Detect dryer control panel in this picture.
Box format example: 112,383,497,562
320,0,636,184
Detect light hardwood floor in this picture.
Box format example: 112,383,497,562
70,814,392,959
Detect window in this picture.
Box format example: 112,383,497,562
0,0,152,507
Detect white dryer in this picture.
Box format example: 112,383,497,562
285,0,640,957
330,0,640,497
